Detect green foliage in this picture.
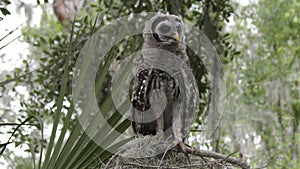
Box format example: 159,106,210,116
0,0,49,20
6,154,33,169
0,0,11,17
222,0,300,168
0,0,238,168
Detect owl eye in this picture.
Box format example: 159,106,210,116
159,24,170,33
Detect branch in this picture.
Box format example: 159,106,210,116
185,146,250,169
0,22,24,42
0,122,32,126
199,0,211,29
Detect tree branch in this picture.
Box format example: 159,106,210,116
199,0,211,29
184,146,250,169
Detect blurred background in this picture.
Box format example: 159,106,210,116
0,0,299,168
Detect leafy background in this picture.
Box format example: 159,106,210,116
0,0,299,168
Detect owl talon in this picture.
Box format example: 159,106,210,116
157,132,164,141
178,141,187,153
172,140,187,153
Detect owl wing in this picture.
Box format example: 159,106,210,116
130,65,154,135
172,62,199,142
183,65,199,140
130,67,180,136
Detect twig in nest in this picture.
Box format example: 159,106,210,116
125,162,211,169
124,161,230,169
158,143,172,168
104,150,122,169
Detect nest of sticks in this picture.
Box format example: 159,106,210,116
100,136,250,169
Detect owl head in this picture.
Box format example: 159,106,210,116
143,13,185,46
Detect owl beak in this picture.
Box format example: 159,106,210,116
173,32,180,42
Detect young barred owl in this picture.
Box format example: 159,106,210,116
130,13,199,147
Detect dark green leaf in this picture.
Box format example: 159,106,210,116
0,7,10,15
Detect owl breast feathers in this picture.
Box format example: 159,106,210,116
130,13,199,143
